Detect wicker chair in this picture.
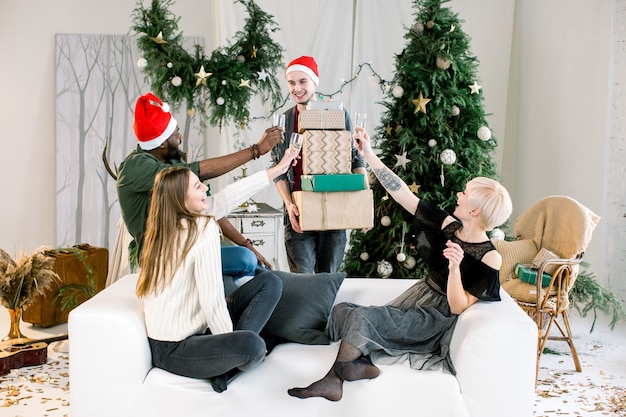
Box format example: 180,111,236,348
494,195,600,379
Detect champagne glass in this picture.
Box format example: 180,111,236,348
273,113,286,130
354,112,367,129
289,132,303,152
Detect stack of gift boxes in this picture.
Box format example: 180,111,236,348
292,103,374,231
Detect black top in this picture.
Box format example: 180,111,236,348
412,200,501,302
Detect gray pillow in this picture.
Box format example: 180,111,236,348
262,271,346,345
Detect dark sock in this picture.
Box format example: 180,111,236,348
210,369,240,393
333,356,380,381
287,369,343,402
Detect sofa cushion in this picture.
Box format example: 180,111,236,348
262,271,345,345
492,239,537,283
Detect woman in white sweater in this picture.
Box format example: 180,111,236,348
136,148,298,393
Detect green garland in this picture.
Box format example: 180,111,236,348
131,0,284,128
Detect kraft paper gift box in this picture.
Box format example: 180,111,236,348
292,189,374,231
515,263,553,287
302,130,352,174
301,174,366,192
299,109,346,131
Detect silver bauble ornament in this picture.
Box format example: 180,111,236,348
477,126,492,141
360,252,370,261
167,62,173,68
237,55,246,63
451,105,460,116
392,85,404,98
380,215,391,227
137,58,148,68
413,22,424,33
396,252,407,262
403,256,416,269
171,76,182,87
428,139,437,148
490,228,505,241
377,260,393,278
216,97,225,106
436,57,451,70
440,149,457,165
426,20,435,29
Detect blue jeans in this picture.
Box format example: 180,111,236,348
284,217,347,273
148,270,283,380
220,245,257,280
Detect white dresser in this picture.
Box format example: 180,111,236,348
226,203,284,270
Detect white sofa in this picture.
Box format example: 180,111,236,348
69,274,537,417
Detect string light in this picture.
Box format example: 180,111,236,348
249,62,389,123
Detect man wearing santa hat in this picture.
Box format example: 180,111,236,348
270,56,368,273
117,92,284,280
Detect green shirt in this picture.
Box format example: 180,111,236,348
116,145,200,255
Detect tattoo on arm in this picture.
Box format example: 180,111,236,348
373,167,402,192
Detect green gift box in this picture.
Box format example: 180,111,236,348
301,174,366,192
515,263,552,287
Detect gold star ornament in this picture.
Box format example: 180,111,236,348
412,92,431,114
409,182,421,194
148,31,168,45
194,65,212,87
251,46,258,58
239,79,251,88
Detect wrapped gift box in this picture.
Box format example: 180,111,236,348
302,130,352,174
292,189,373,231
308,101,344,111
515,263,552,287
301,174,366,192
299,109,345,131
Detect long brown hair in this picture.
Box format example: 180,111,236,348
136,166,212,297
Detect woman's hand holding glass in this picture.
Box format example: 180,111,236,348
353,126,373,157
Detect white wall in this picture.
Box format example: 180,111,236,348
0,0,623,301
503,0,620,300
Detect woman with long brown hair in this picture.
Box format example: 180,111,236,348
137,148,297,393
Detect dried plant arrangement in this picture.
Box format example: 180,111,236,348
0,247,60,310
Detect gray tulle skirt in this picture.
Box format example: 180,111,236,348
326,279,458,374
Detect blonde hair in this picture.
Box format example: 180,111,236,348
136,166,212,297
466,177,512,230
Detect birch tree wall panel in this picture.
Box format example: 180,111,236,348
55,34,204,250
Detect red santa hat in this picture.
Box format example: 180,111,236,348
285,55,319,85
133,93,178,150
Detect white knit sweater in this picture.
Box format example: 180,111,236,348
142,170,270,341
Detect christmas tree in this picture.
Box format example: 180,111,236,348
342,0,500,279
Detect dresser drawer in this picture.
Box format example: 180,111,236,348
240,216,277,234
248,234,277,265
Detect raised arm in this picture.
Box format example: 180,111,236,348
197,126,284,180
353,129,419,215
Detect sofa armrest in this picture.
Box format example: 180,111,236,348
450,289,537,417
69,274,150,417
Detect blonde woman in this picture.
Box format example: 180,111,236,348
288,128,512,401
137,149,297,393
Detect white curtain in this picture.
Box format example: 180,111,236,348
203,0,414,210
202,0,512,213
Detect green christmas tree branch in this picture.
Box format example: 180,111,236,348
131,0,284,129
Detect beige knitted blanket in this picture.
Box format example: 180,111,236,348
514,195,600,259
